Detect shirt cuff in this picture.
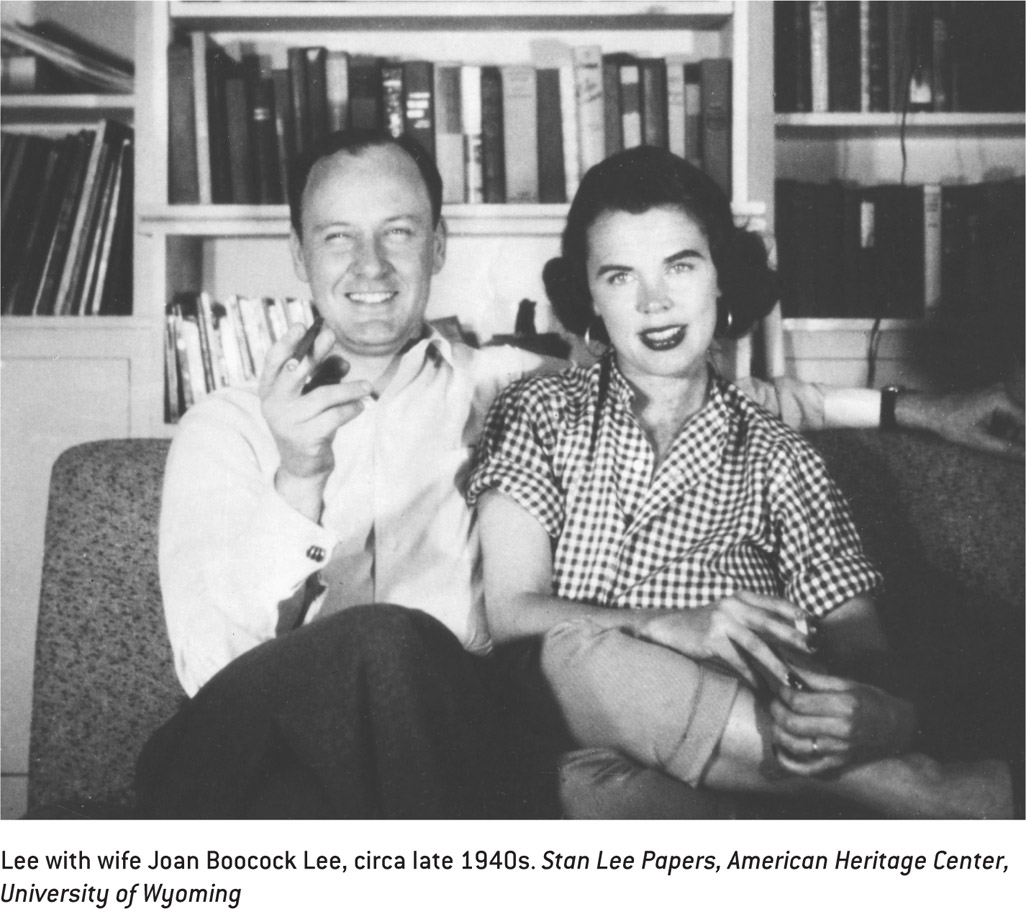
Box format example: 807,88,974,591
244,484,340,585
822,388,882,430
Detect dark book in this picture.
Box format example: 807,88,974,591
77,135,125,314
536,68,566,204
3,137,67,315
480,65,505,203
32,130,94,315
203,37,239,204
940,182,985,318
271,68,295,202
907,1,934,111
287,47,309,159
864,1,890,112
244,60,283,204
619,59,643,149
167,37,198,203
1,134,51,307
864,183,924,318
699,58,731,197
839,181,868,317
813,180,848,317
640,58,668,148
304,47,328,149
99,135,133,315
774,1,801,112
950,1,1025,112
931,1,953,112
349,55,382,130
381,62,404,138
403,60,435,158
602,53,625,156
887,1,913,112
84,136,129,314
224,76,257,204
977,179,1025,350
827,1,860,112
775,179,820,317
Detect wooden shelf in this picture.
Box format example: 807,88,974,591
169,1,734,30
1,94,134,111
776,112,1025,131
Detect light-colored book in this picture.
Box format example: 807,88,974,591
573,45,605,175
922,183,942,313
434,63,465,205
559,65,580,201
501,65,539,203
460,65,483,204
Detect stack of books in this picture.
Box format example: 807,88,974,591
1,19,134,94
1,120,134,316
775,1,1025,114
165,293,317,421
775,177,1024,320
167,33,733,206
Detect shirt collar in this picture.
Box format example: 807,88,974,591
400,324,456,370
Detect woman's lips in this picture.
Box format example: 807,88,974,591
639,325,687,350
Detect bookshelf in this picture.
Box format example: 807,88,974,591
771,1,1026,391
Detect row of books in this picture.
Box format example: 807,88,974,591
1,120,133,317
165,293,317,421
775,1,1025,114
0,19,134,94
168,33,733,207
776,177,1024,321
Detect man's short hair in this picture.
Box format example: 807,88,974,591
288,129,444,237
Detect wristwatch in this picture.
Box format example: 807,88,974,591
880,385,903,431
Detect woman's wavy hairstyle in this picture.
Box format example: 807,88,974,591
544,145,778,341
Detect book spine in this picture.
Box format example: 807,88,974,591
619,63,642,149
908,1,934,111
287,47,309,159
866,1,889,112
859,0,871,112
559,65,579,201
665,55,687,158
640,58,668,148
97,137,133,315
304,47,328,150
168,40,199,203
251,75,283,204
501,65,538,203
165,309,181,422
206,42,235,204
191,33,213,204
922,182,942,314
602,55,623,158
931,1,952,112
683,63,702,169
573,45,605,176
480,66,505,203
460,65,483,203
433,63,465,205
828,1,860,112
325,50,350,132
888,1,912,112
79,138,123,314
700,58,731,198
536,68,566,204
226,295,257,379
349,55,382,130
381,62,405,139
225,77,257,204
809,0,830,113
403,60,435,159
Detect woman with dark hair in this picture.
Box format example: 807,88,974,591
467,147,1015,818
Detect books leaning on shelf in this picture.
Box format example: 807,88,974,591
1,120,134,316
165,293,317,421
775,177,1024,321
775,1,1025,114
1,19,134,94
167,32,733,205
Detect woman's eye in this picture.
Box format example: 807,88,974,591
669,260,694,274
606,271,631,286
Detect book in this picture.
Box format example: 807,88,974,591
1,20,133,93
950,1,1025,112
559,65,580,200
864,183,924,318
1,134,50,307
501,65,538,203
809,0,830,113
573,46,605,176
862,0,889,112
640,58,668,148
165,310,181,422
828,1,861,112
433,63,464,205
931,1,952,112
167,37,199,204
460,65,483,203
887,1,912,112
381,62,405,138
271,68,295,201
32,130,94,315
325,50,350,132
601,54,625,158
287,47,309,159
225,76,257,204
237,295,274,374
77,135,125,315
940,183,984,317
349,55,382,130
85,137,130,315
249,71,283,204
683,63,703,169
908,1,934,111
775,179,820,317
204,36,239,204
922,182,942,314
700,58,731,197
191,32,214,204
536,68,566,204
403,60,435,158
665,55,687,159
480,66,505,203
774,1,811,113
619,61,643,149
97,137,133,315
304,47,329,149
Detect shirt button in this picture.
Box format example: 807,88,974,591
306,545,326,562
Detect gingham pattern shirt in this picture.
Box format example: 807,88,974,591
467,354,882,616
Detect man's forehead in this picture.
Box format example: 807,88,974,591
303,145,432,218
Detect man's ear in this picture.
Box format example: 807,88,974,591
432,217,447,275
289,229,309,283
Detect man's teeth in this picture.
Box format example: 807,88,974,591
348,292,393,303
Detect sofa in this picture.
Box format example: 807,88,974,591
25,431,1025,817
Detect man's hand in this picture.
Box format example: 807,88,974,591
259,322,373,520
769,666,915,776
898,384,1025,460
639,591,812,690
